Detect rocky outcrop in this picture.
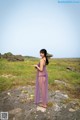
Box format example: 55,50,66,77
1,52,24,61
7,55,24,61
66,67,74,71
0,85,80,120
0,53,1,58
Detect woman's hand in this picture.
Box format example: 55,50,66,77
33,59,44,71
33,65,38,68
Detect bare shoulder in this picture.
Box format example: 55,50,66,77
40,59,44,63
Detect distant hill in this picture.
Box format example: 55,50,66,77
0,52,39,61
24,56,38,59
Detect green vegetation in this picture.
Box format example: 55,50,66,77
0,57,80,99
48,58,80,84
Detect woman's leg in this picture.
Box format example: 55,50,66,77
38,77,43,103
38,76,47,107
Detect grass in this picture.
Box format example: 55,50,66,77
0,57,80,99
48,58,80,83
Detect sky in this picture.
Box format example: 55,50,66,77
0,0,80,58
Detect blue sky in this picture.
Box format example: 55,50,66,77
0,0,80,58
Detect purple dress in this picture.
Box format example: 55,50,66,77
34,62,48,105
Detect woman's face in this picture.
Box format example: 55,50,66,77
40,52,45,58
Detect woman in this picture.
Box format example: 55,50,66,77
34,49,49,108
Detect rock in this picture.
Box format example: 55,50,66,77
0,53,1,58
68,101,80,111
2,52,13,59
47,112,50,114
2,52,24,61
56,106,80,120
30,94,34,100
54,103,61,111
37,106,46,112
7,55,24,61
13,117,16,120
20,99,27,103
0,86,80,120
54,90,69,100
69,108,76,112
9,108,22,115
55,80,67,86
7,92,11,96
63,94,69,98
14,55,24,61
21,90,28,93
66,67,74,71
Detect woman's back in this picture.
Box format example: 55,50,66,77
37,62,48,77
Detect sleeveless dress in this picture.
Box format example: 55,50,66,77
34,62,48,104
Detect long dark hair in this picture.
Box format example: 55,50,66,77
40,49,49,65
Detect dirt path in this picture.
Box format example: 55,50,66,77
0,85,80,120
